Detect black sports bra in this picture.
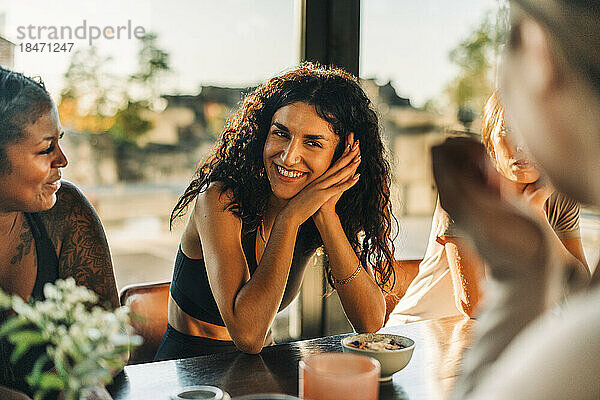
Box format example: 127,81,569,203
169,228,259,326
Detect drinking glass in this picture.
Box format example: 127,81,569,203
298,353,380,400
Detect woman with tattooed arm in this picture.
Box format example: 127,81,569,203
0,67,119,399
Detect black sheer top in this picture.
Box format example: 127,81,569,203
0,212,59,397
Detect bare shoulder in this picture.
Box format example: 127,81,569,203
196,182,232,207
192,182,243,243
194,182,237,219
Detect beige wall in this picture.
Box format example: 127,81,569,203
139,107,195,146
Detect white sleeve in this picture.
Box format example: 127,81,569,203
462,286,600,400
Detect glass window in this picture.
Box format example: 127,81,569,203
2,0,299,290
361,0,505,260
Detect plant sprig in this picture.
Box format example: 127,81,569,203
0,278,142,400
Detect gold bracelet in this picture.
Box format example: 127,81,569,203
334,261,362,286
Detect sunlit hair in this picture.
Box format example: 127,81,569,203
171,62,397,291
481,90,505,160
0,66,52,174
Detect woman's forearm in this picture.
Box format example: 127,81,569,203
227,212,300,353
539,218,590,286
313,212,386,333
443,237,486,318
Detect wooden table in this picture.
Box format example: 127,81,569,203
109,316,474,400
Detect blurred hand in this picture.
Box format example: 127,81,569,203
281,133,361,226
432,137,550,279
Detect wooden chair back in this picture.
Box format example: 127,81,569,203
119,281,171,364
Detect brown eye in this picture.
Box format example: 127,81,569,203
39,144,55,155
272,130,289,139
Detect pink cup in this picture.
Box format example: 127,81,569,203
299,353,380,400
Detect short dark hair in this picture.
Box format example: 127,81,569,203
0,66,53,174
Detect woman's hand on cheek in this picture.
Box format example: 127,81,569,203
315,133,361,220
281,133,360,227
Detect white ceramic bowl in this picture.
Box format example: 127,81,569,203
341,333,415,382
171,385,231,399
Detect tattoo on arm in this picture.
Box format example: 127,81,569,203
10,220,33,265
44,183,119,309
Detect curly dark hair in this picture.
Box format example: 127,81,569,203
0,66,53,175
171,63,397,292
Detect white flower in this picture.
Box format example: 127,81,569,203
87,328,101,341
43,282,59,300
109,333,130,347
0,279,142,400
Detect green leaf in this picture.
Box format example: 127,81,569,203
38,372,65,391
0,289,12,308
26,353,51,387
0,317,29,338
33,390,49,400
53,351,69,377
11,343,34,365
9,330,46,345
8,330,47,363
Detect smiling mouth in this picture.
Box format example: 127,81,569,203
275,165,307,179
45,179,61,191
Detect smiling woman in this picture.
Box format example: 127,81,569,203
263,102,342,200
155,63,397,360
1,107,67,212
0,66,119,398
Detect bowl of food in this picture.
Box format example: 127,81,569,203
341,333,415,382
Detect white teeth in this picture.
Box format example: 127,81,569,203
276,165,305,178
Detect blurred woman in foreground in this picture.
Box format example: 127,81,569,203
432,1,600,399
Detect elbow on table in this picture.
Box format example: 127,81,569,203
354,314,385,334
357,326,381,334
232,333,265,355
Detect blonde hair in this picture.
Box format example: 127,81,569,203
481,90,505,160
